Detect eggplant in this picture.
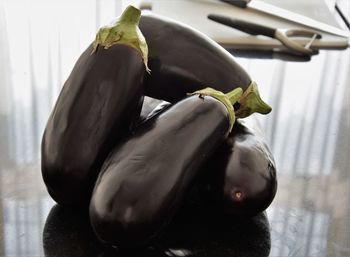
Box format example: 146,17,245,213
139,11,251,103
90,84,272,247
139,98,276,218
41,6,149,206
137,97,168,125
197,118,277,217
89,87,247,247
145,100,171,119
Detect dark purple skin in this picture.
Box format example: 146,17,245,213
41,44,145,206
89,94,231,247
137,97,168,125
196,119,277,217
139,11,251,103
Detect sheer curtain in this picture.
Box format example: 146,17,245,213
0,0,126,165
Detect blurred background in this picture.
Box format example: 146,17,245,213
0,0,350,256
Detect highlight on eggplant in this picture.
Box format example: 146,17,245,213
41,5,149,206
137,97,169,126
139,10,252,103
89,84,271,247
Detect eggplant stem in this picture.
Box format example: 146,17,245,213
235,81,272,118
119,5,141,24
226,88,243,104
92,5,150,72
187,82,272,131
188,87,243,132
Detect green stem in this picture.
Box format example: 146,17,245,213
235,81,272,118
188,87,243,132
226,88,243,104
91,5,150,72
119,5,141,24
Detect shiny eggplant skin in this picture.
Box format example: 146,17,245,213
41,44,145,206
89,94,231,247
197,118,277,217
139,12,251,103
138,97,169,125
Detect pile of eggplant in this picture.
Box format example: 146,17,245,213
41,5,277,248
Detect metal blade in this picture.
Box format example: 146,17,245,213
248,0,349,38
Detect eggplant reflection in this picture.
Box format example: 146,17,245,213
43,204,271,257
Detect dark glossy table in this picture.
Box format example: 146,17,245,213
1,1,350,257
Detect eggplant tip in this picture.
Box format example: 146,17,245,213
231,188,245,201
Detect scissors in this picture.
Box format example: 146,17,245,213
208,14,322,56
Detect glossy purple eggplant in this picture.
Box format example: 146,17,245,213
197,118,277,217
89,87,243,247
139,11,251,103
137,97,169,125
41,6,149,206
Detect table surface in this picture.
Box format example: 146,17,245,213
1,1,350,257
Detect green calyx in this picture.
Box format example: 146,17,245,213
91,5,150,72
235,81,272,118
188,87,243,132
187,82,272,132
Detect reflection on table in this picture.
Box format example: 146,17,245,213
42,204,271,257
